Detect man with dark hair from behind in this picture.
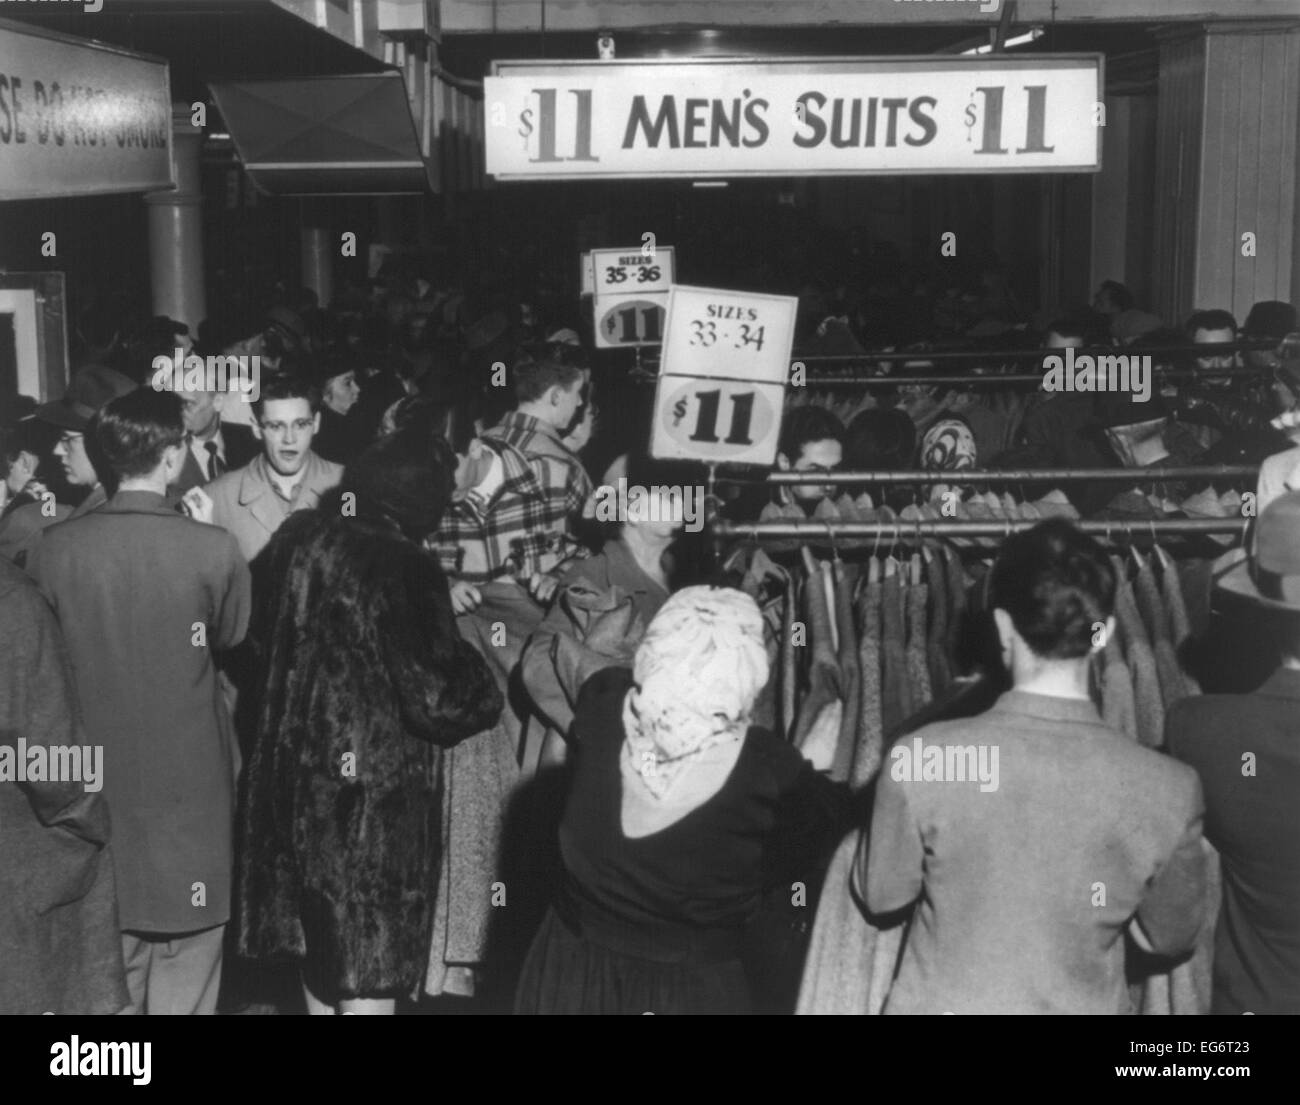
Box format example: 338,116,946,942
1166,492,1300,1014
29,388,251,1015
864,519,1205,1013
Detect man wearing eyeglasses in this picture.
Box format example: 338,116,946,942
0,365,137,569
187,373,343,564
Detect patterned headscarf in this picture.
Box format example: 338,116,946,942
621,586,769,800
920,417,977,471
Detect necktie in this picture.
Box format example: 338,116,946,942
204,441,224,481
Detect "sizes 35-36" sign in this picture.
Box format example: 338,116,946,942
591,245,675,349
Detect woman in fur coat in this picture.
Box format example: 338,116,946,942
237,427,503,1014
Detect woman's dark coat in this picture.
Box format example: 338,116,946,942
237,510,503,997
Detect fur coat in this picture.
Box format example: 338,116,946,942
237,510,503,998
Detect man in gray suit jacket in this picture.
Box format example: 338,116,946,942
867,519,1206,1014
30,389,250,1015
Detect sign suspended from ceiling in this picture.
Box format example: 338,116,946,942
0,18,172,200
485,56,1102,180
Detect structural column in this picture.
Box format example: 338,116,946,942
300,211,334,311
1154,21,1300,326
145,103,208,334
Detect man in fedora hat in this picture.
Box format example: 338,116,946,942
1165,492,1300,1014
0,366,137,568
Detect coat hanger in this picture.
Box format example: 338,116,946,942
822,519,841,565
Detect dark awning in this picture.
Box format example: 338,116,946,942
208,73,431,195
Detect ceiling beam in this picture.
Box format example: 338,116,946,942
441,0,1300,33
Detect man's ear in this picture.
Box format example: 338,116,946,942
211,391,227,415
992,608,1016,659
162,442,187,481
776,452,791,472
312,411,322,433
1093,615,1117,654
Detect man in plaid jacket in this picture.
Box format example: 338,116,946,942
432,355,592,613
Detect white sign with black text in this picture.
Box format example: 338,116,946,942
591,245,675,349
651,285,796,466
486,56,1103,180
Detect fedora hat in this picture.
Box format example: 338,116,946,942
1217,490,1300,611
34,365,137,432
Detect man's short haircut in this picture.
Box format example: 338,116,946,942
513,355,584,404
251,370,321,419
95,389,185,480
989,518,1116,661
1185,308,1238,338
1099,281,1135,312
779,405,844,462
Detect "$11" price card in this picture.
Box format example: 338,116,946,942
592,246,675,349
651,285,796,466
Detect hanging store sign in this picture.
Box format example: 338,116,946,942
0,19,172,200
485,55,1102,179
591,244,675,349
651,285,795,466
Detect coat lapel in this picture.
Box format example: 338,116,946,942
238,461,286,541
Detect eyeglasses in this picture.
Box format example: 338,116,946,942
57,433,84,449
259,419,314,435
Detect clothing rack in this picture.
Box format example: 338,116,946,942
630,339,1282,384
711,517,1248,541
789,339,1278,364
726,465,1258,486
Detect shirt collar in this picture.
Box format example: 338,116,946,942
991,689,1103,726
606,537,668,597
196,425,224,450
500,409,565,444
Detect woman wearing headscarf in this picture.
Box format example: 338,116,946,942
514,586,852,1015
237,427,503,1014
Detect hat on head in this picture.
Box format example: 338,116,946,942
1242,300,1297,341
1217,490,1300,611
34,365,137,432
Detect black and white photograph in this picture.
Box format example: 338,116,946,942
0,0,1295,1071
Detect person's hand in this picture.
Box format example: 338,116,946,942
526,572,559,604
181,487,215,525
449,579,482,615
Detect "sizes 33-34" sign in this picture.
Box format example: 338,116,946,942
651,285,796,466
